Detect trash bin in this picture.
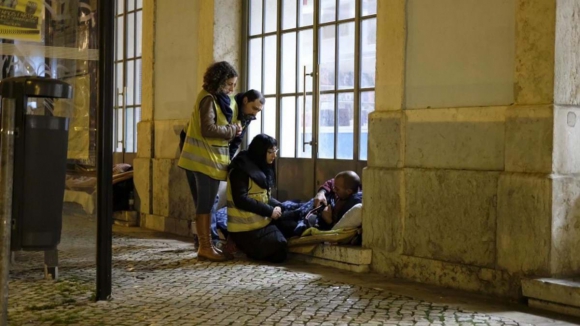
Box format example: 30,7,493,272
0,76,72,278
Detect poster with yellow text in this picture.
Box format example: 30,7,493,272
0,0,43,42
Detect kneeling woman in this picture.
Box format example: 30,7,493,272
227,134,299,263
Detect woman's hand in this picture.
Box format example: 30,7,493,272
235,123,243,137
271,206,282,220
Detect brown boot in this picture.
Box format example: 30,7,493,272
196,214,228,262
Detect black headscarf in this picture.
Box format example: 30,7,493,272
229,134,277,189
215,92,233,124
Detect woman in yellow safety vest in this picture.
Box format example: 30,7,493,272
226,134,301,263
178,61,242,261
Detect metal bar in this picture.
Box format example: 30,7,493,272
0,101,15,325
312,0,320,189
354,0,361,161
302,66,306,152
96,0,115,301
334,17,339,160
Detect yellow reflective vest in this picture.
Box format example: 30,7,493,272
226,173,271,232
178,90,238,181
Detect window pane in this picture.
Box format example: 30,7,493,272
135,106,141,150
117,0,124,14
280,96,296,158
319,25,335,92
264,36,277,95
362,0,377,16
299,0,313,27
339,0,356,20
128,0,135,11
337,92,353,159
135,59,142,104
264,0,277,33
136,10,142,57
116,16,124,61
282,0,297,30
338,22,355,89
137,0,143,9
247,112,262,144
320,0,336,24
116,109,124,152
248,38,262,91
360,91,375,160
298,29,313,93
126,107,134,152
318,94,334,159
263,96,277,139
116,62,124,98
127,13,135,58
297,95,312,158
250,0,263,35
127,60,134,105
281,32,296,93
361,18,376,88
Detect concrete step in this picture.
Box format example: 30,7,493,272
522,277,580,317
289,244,371,273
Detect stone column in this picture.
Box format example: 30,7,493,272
135,0,242,236
363,0,580,298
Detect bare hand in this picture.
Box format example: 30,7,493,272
314,192,327,208
235,123,243,136
271,206,282,220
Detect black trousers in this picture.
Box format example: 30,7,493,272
230,210,301,263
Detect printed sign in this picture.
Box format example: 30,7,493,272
0,0,43,42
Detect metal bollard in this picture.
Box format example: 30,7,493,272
0,100,15,325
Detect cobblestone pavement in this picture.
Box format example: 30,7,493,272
7,207,579,325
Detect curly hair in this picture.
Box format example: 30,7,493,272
202,61,238,95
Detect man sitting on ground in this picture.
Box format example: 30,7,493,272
294,171,362,236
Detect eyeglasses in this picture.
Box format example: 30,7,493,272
267,148,279,154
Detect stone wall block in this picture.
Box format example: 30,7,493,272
167,160,196,222
154,120,187,159
551,176,580,275
375,0,406,111
554,105,580,174
362,167,402,253
133,158,151,214
497,173,552,275
405,107,505,170
367,111,404,168
403,169,499,268
514,0,556,104
505,105,554,173
554,0,580,106
372,249,520,298
152,158,171,217
137,121,153,158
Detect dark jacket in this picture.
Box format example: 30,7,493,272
229,151,282,218
228,93,255,159
317,178,363,230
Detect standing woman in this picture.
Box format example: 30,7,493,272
179,61,242,261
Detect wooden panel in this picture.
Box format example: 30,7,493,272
276,158,315,201
315,159,357,190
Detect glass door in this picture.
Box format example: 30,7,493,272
246,0,376,200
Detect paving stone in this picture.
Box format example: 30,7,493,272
5,207,543,326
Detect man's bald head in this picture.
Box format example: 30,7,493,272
335,171,361,194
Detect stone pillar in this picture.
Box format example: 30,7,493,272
135,0,242,237
363,0,580,298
